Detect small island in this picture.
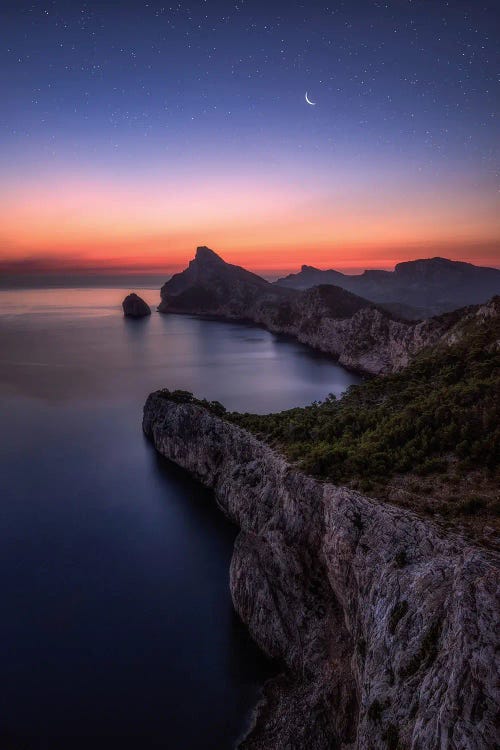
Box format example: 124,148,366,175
122,293,151,318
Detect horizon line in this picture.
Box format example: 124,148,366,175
1,250,500,281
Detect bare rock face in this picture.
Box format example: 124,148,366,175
143,393,499,750
122,292,151,317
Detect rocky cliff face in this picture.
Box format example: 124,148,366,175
252,285,452,374
143,393,499,750
157,247,484,375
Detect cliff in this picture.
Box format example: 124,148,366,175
158,248,473,375
143,393,499,750
230,295,500,544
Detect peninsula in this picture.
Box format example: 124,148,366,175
146,247,499,748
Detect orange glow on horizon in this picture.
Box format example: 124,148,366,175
2,238,499,278
1,171,499,275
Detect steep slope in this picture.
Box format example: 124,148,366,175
143,391,499,750
232,296,500,543
158,245,292,316
276,257,500,317
157,247,486,375
148,262,499,748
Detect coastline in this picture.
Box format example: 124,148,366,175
143,391,499,750
157,294,487,379
162,310,371,379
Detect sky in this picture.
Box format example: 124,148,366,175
0,0,499,280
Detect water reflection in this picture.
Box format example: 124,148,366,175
0,289,360,410
0,288,359,748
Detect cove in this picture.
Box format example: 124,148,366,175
0,288,360,749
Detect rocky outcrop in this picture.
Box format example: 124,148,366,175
122,292,151,317
143,393,499,750
157,247,491,375
250,285,452,374
158,245,293,317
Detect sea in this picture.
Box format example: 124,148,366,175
0,287,360,749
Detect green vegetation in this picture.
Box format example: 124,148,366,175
155,304,499,534
229,309,500,519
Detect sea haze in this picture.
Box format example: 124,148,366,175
0,288,360,749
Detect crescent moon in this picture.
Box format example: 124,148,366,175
305,92,316,106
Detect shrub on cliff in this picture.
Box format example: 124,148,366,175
157,389,226,416
230,312,500,508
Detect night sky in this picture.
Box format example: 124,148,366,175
1,0,498,276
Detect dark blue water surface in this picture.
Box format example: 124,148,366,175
0,289,360,749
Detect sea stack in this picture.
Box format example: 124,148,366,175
122,293,151,318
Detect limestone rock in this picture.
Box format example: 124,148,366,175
122,292,151,317
143,393,499,750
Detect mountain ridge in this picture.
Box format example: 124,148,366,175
275,256,500,317
157,246,493,375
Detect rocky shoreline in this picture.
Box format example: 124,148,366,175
157,247,486,375
143,392,499,750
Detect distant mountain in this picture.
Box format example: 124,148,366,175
159,245,291,315
158,247,495,375
277,264,347,290
276,257,500,318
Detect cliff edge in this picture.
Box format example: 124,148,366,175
157,247,483,375
143,392,499,750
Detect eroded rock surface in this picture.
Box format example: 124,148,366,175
143,393,499,750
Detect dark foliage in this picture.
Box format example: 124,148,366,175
157,388,227,416
230,312,500,497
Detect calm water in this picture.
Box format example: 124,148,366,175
0,288,360,749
